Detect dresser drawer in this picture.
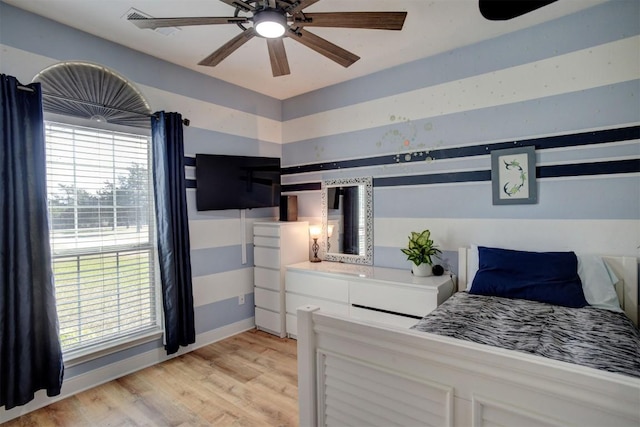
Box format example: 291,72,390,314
254,225,280,237
286,293,349,316
255,247,280,268
255,287,281,312
285,303,349,337
255,307,282,334
350,305,421,329
254,236,280,248
349,281,438,317
254,267,281,292
286,271,348,302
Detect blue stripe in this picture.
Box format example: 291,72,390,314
374,159,640,188
540,159,640,178
374,175,639,220
282,159,639,193
190,245,255,277
282,126,639,175
194,293,254,335
282,182,321,192
374,171,490,187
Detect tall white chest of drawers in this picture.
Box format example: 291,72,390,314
253,221,309,337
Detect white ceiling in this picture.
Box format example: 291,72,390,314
4,0,607,100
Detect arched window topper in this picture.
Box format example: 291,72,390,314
32,61,158,128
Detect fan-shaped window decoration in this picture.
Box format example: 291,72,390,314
33,62,152,128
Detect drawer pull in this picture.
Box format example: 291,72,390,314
351,304,423,320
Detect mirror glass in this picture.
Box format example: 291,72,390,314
321,177,373,265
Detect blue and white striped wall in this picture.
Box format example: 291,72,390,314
280,0,640,273
1,0,639,421
0,3,280,421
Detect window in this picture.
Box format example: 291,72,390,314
45,121,160,356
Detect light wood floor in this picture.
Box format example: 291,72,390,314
4,329,298,427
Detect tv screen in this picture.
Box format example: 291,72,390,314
195,154,281,211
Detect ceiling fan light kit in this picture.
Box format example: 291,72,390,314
254,9,286,38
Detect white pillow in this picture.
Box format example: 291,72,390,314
464,246,622,312
465,244,478,291
577,254,622,312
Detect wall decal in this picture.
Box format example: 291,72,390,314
378,114,418,152
379,115,441,166
393,151,435,164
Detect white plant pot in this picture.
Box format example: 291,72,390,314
412,263,433,277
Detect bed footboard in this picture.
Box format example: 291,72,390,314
297,305,640,427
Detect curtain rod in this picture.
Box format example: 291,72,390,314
16,84,190,126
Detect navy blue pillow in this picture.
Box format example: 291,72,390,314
469,246,588,308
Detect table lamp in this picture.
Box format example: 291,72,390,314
309,225,322,263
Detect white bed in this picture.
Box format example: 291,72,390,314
296,249,640,427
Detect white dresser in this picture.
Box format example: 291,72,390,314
285,261,455,337
253,221,309,337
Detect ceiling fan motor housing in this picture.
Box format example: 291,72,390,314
253,8,287,38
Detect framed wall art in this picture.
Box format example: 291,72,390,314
491,146,537,205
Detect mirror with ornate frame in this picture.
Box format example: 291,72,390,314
321,177,373,265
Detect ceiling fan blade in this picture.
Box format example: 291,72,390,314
287,0,321,15
295,12,407,30
129,16,248,29
479,0,557,20
287,28,359,68
266,38,291,77
218,0,256,13
198,29,256,67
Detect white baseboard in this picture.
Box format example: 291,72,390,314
0,317,255,423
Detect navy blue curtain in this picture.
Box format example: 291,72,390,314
151,111,195,355
0,74,64,409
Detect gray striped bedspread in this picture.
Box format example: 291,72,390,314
411,292,640,378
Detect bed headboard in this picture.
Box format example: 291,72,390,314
457,248,639,327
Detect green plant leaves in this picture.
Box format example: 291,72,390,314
400,229,441,266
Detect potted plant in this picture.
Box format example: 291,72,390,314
401,229,441,277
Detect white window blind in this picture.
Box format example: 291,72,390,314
45,122,160,354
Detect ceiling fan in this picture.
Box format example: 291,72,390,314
128,0,407,77
479,0,558,20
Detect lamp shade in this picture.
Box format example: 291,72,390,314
309,225,322,239
254,9,286,38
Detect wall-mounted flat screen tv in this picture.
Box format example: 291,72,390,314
195,154,281,211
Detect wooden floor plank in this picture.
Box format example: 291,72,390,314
3,330,298,427
250,370,299,401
